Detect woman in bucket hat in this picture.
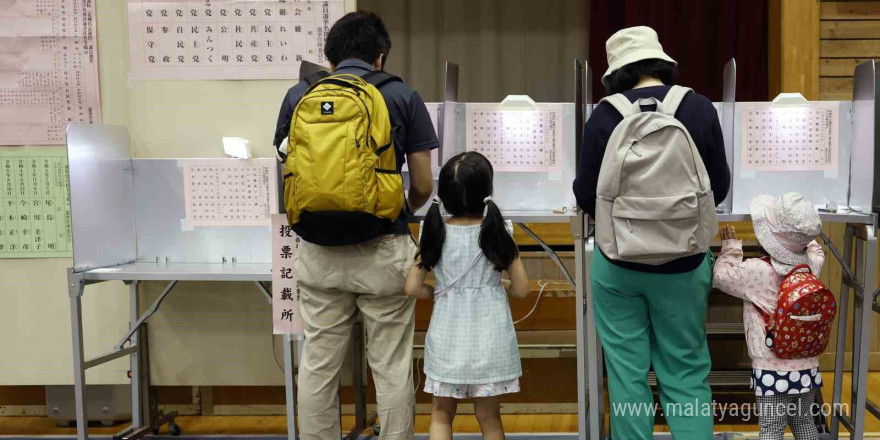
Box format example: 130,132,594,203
714,193,825,440
573,26,730,439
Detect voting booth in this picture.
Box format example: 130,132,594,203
577,59,879,440
63,58,878,440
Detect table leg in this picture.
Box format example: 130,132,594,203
129,281,144,429
574,218,588,440
584,237,604,440
68,269,88,440
852,226,876,440
284,334,299,440
830,225,854,440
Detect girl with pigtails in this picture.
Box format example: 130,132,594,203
405,151,529,440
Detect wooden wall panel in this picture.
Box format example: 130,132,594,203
0,386,45,406
816,5,880,370
820,58,873,76
821,20,880,38
819,3,880,100
819,77,855,100
820,40,880,58
821,1,880,19
768,0,820,99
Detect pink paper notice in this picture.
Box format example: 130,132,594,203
0,0,102,145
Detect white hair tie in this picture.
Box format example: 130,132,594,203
432,196,441,205
483,196,493,204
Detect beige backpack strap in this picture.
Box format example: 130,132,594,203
658,85,693,116
599,93,638,118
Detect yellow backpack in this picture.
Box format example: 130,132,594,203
281,71,405,245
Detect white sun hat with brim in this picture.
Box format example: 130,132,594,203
749,193,822,276
603,26,677,83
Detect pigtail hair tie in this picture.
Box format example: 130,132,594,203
432,196,441,205
483,196,493,204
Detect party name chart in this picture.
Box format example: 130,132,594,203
466,104,564,173
128,0,344,80
740,102,839,172
183,159,278,227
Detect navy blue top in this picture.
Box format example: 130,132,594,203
573,85,731,274
274,58,440,235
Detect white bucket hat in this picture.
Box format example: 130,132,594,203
749,193,822,276
603,26,677,82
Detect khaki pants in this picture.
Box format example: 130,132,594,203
294,234,418,440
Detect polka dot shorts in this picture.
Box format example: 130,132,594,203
751,367,822,397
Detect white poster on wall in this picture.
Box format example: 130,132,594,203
183,158,278,227
272,213,303,335
0,0,102,145
465,103,564,173
127,0,345,80
740,102,840,172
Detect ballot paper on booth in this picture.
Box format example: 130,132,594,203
272,214,303,335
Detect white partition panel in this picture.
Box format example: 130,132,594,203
67,124,136,272
732,102,854,213
132,159,272,264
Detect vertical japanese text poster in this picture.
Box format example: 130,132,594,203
0,0,102,145
128,0,345,80
272,213,303,335
0,148,73,258
740,102,839,172
183,158,277,227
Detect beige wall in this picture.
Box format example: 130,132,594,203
0,0,354,386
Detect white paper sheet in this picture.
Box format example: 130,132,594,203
0,0,102,145
272,213,303,335
127,0,344,80
183,158,278,226
465,103,564,173
740,102,839,172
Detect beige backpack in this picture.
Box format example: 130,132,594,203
594,86,718,265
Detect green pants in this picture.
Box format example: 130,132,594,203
591,251,714,440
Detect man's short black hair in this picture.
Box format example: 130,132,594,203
324,11,391,67
603,59,677,95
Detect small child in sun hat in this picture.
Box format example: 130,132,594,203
713,192,826,440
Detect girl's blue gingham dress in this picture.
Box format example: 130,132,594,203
424,224,522,385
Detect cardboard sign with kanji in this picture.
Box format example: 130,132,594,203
272,214,303,335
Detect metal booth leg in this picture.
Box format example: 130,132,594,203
68,269,89,440
584,237,604,440
829,225,854,439
284,334,299,440
573,216,588,440
129,281,145,430
113,280,180,438
573,216,605,440
851,225,877,440
571,215,605,440
115,281,154,440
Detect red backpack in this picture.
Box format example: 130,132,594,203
758,260,837,359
